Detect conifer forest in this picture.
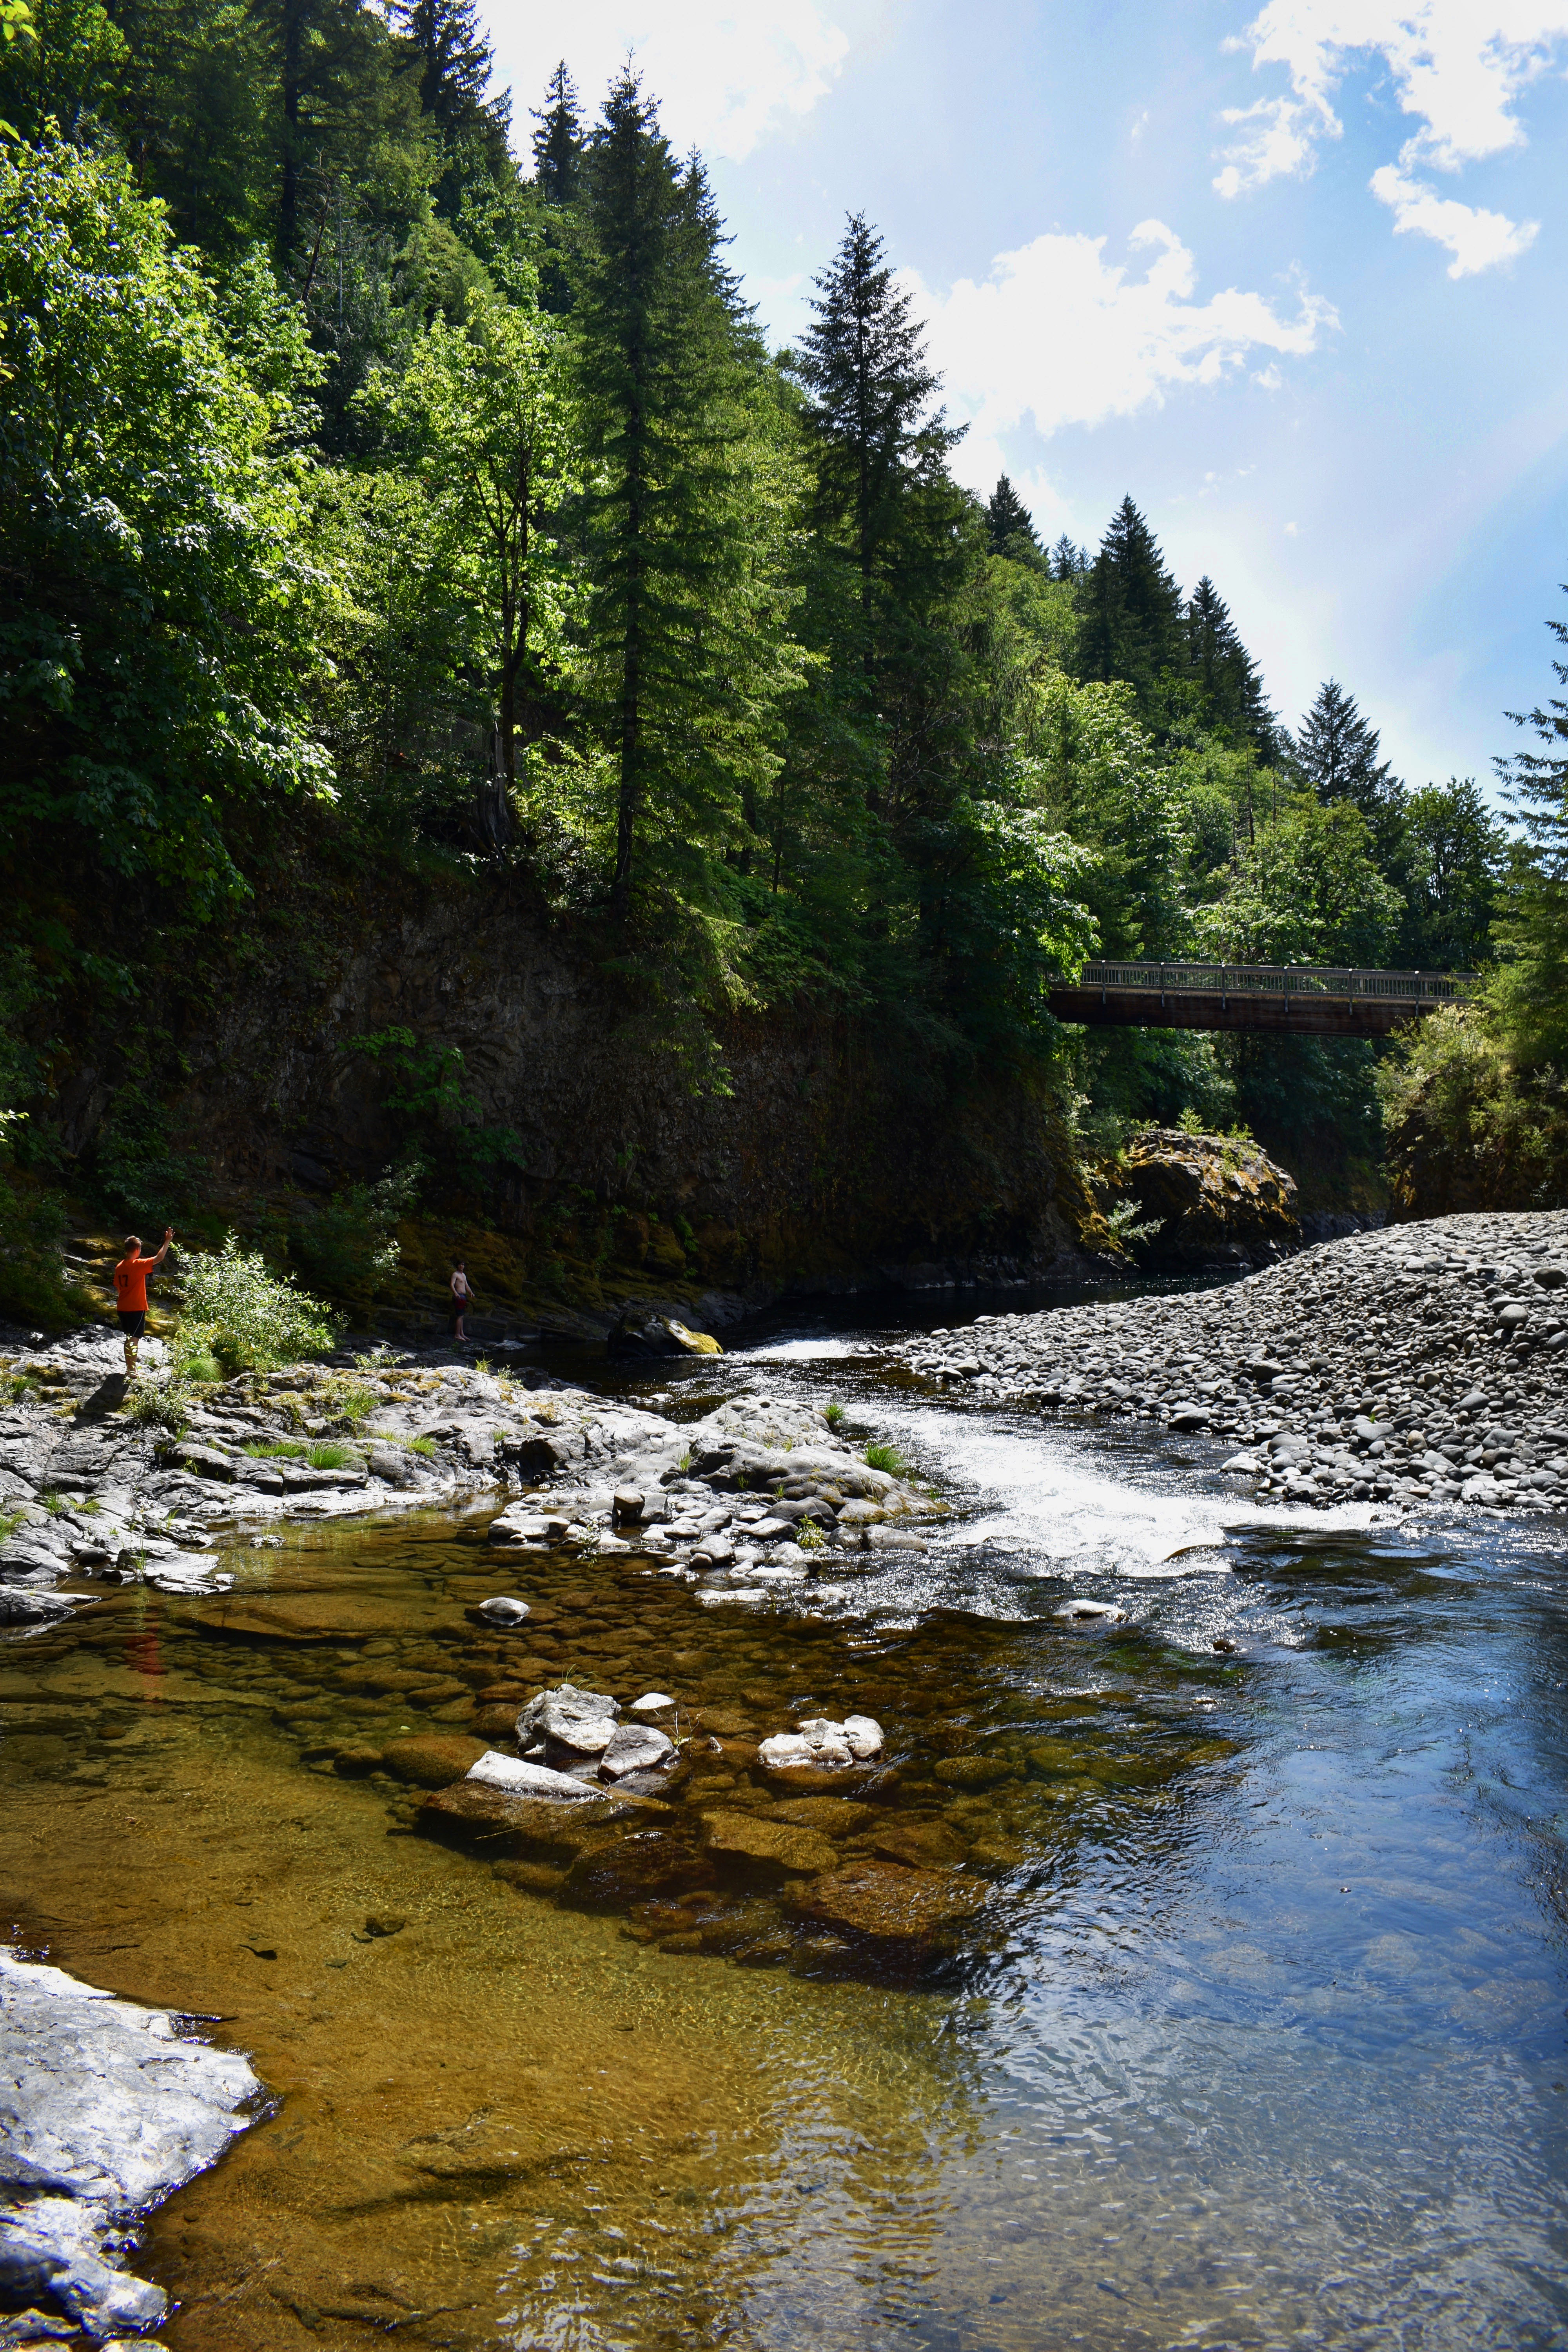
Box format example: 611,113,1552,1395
1,0,1565,1307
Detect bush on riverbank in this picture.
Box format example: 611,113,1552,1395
176,1236,340,1374
1376,1006,1568,1216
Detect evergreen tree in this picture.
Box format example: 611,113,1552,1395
1294,679,1386,802
1183,575,1275,755
791,211,960,643
985,473,1039,561
1293,677,1406,875
530,60,582,203
1049,534,1087,581
575,70,798,915
1077,495,1183,717
390,0,495,134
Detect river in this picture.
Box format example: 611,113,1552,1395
3,1283,1567,2350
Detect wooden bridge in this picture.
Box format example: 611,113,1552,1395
1047,961,1477,1037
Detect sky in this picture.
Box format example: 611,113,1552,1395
477,1,1568,794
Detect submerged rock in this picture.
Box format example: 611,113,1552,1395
789,1861,988,1949
380,1734,489,1789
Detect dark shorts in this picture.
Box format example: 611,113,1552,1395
117,1309,146,1339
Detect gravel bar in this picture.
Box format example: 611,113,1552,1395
873,1211,1568,1515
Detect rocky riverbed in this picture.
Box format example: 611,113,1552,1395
0,1332,940,1632
872,1210,1568,1515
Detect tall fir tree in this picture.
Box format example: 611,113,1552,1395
530,60,581,202
1049,534,1088,581
1078,495,1183,717
390,0,494,134
575,70,797,915
1294,677,1407,887
791,211,961,653
986,474,1039,561
1183,575,1275,755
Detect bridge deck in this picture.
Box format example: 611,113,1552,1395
1049,962,1476,1037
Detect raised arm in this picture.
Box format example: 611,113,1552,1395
150,1226,174,1267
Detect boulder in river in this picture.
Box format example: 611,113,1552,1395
606,1307,723,1360
1104,1126,1299,1270
598,1722,675,1779
517,1684,620,1755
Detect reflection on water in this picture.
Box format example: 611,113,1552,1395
1,1301,1566,2349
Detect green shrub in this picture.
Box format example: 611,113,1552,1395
1105,1198,1166,1253
795,1515,824,1551
823,1401,846,1430
407,1435,436,1457
243,1438,306,1459
864,1441,907,1477
306,1441,351,1469
175,1234,339,1372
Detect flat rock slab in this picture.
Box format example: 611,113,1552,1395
381,1735,490,1789
700,1811,840,1879
790,1860,988,1947
417,1782,659,1858
0,1949,261,2339
197,1594,419,1643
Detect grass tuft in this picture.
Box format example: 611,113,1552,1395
864,1441,907,1477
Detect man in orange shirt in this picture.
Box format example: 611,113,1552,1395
113,1227,173,1377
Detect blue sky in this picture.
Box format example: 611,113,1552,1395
479,1,1568,796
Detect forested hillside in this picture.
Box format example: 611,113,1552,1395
2,0,1564,1319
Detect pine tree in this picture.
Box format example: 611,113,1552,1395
1183,575,1276,755
986,473,1039,560
1049,534,1088,582
1078,496,1183,716
1294,680,1384,801
530,60,581,203
390,0,494,132
792,212,960,637
575,70,797,915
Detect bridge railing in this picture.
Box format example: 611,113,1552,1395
1073,962,1477,1003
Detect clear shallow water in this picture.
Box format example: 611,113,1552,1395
2,1297,1566,2349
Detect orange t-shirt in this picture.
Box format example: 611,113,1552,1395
113,1256,157,1313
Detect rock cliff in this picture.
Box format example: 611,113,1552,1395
49,858,1105,1321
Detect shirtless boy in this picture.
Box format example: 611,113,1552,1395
113,1227,173,1377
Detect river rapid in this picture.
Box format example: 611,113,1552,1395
4,1278,1567,2352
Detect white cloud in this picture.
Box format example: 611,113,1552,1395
1370,161,1539,270
906,220,1336,495
1214,2,1567,270
485,0,849,163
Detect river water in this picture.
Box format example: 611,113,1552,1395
3,1287,1567,2351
